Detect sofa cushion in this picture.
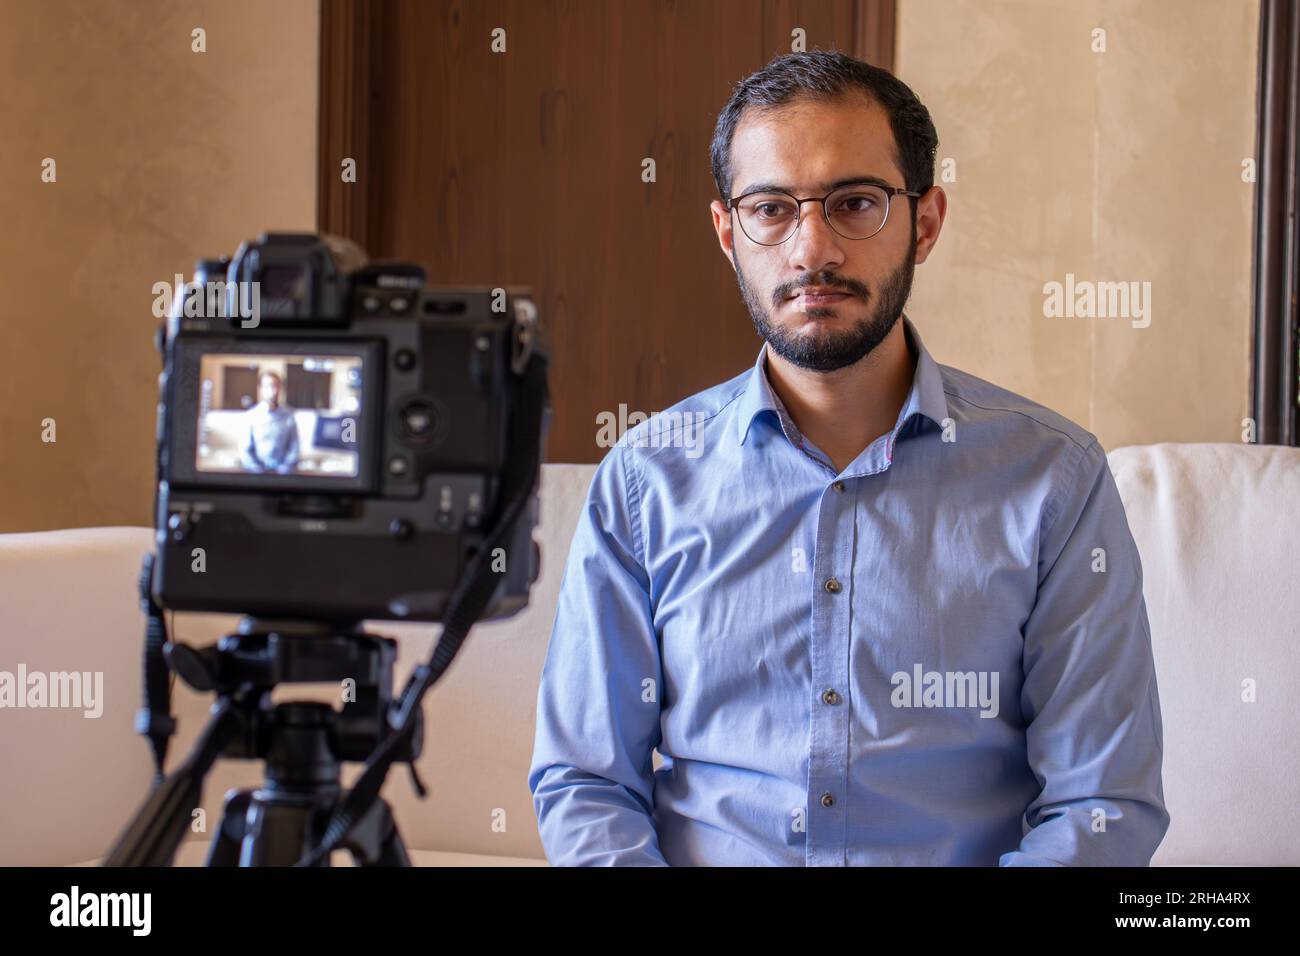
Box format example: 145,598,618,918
1107,442,1300,865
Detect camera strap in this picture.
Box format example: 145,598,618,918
136,552,177,786
298,349,550,866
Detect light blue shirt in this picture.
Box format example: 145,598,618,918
529,316,1169,866
240,401,300,474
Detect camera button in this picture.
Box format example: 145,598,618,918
167,512,192,541
387,456,410,477
394,348,417,371
389,295,411,314
400,399,438,440
388,519,413,539
361,293,383,314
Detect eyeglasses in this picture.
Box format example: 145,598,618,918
727,182,922,246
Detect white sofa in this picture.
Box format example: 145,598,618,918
1,445,1297,866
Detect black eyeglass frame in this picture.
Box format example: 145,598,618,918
726,181,923,246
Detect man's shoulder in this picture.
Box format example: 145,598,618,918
935,361,1098,455
934,361,1112,525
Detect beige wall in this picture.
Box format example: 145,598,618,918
0,1,1262,530
0,0,318,532
896,0,1259,451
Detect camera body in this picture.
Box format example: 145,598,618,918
151,233,545,623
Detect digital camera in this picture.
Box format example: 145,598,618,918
150,232,546,623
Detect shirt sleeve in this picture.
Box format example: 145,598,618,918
528,442,669,866
999,438,1171,866
240,415,261,470
281,411,301,471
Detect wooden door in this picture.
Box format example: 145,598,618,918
319,0,895,462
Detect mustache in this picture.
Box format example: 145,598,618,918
775,275,871,304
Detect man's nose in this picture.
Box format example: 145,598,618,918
787,200,845,271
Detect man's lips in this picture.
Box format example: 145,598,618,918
790,291,852,306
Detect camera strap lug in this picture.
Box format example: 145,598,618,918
510,297,539,375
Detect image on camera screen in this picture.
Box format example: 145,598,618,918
195,353,364,477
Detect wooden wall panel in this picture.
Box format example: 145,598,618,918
321,0,896,462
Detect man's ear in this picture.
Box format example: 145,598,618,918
912,186,947,266
710,199,737,270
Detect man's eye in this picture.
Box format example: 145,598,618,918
838,196,877,213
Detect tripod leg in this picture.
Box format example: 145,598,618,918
206,790,252,866
239,791,326,866
344,798,410,866
375,822,411,866
103,701,245,867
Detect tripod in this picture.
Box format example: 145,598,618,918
105,619,420,866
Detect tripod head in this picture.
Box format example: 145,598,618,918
104,618,421,866
166,619,422,767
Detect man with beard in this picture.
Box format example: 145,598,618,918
239,369,300,475
530,51,1169,867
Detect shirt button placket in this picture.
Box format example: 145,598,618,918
808,480,853,866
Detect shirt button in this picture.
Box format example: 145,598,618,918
833,480,846,493
822,689,841,705
820,792,835,808
824,577,842,593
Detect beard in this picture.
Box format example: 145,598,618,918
733,226,917,373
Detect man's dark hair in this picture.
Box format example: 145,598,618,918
709,50,939,208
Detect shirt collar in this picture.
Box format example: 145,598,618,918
734,314,948,447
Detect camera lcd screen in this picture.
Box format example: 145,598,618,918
195,353,365,478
